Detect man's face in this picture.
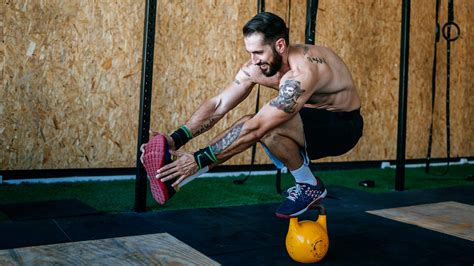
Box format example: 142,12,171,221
244,33,283,77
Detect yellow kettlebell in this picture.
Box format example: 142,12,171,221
285,205,329,263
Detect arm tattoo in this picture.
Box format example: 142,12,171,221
234,79,241,85
270,80,303,113
211,122,244,154
241,68,251,77
195,118,219,136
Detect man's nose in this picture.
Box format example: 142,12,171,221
251,55,260,65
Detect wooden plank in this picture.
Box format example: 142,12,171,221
367,201,474,241
0,250,17,266
0,233,220,265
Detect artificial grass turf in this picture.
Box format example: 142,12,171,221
318,164,474,193
0,165,472,217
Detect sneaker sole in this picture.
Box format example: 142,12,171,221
275,189,327,219
140,134,173,205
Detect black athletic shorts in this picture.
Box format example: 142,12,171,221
299,107,364,160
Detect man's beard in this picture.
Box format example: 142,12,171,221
260,46,282,77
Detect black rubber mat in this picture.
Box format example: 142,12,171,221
0,199,99,221
0,219,71,249
0,186,473,265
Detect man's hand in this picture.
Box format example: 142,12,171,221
149,129,176,151
156,150,199,188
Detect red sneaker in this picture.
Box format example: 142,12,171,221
140,134,176,204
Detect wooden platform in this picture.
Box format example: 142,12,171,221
367,201,474,241
0,233,219,265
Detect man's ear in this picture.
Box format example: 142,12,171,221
275,38,287,54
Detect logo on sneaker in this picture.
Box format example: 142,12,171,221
276,180,327,218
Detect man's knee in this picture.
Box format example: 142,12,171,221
260,128,281,145
260,115,305,147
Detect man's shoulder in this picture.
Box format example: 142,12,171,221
289,44,334,73
289,44,334,60
290,43,329,49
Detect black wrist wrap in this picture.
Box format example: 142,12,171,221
170,126,192,149
193,146,218,169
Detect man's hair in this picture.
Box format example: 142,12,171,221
243,12,289,45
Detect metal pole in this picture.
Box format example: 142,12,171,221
305,0,319,44
135,0,158,212
257,0,265,13
233,0,264,187
395,0,410,191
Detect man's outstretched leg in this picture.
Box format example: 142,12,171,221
260,114,326,218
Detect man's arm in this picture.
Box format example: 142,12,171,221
209,75,314,163
157,70,319,186
175,64,256,139
185,69,254,137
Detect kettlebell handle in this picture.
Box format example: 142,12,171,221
314,204,326,215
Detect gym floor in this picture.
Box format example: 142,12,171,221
1,185,473,265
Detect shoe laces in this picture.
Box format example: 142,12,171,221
287,184,302,201
286,185,297,195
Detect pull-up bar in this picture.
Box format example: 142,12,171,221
395,0,411,191
305,0,319,44
135,0,158,212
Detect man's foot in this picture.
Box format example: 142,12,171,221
140,134,176,204
275,177,327,218
281,185,297,197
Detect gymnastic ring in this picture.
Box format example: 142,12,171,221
442,22,460,42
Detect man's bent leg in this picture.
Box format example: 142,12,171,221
261,114,316,184
260,114,327,218
260,113,305,170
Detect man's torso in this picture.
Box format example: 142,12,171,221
247,44,360,112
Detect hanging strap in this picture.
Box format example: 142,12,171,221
425,0,460,175
425,0,441,173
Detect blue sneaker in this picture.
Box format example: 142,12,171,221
276,177,327,218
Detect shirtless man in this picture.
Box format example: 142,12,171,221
154,12,363,218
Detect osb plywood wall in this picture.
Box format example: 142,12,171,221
1,0,472,171
1,0,144,169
